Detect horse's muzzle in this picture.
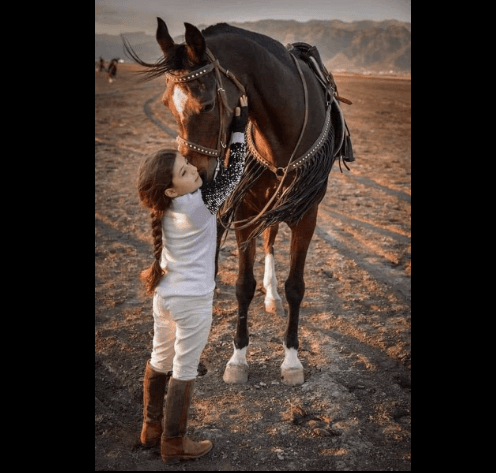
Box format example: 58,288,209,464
199,169,208,183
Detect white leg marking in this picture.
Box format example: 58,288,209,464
263,254,282,305
281,343,303,371
172,86,188,122
226,343,248,367
223,343,249,383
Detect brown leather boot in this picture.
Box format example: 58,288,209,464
160,377,213,463
140,360,171,447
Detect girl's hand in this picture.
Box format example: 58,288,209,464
239,95,248,109
232,95,248,132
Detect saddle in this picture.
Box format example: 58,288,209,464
286,42,355,164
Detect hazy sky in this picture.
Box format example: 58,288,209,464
95,0,411,37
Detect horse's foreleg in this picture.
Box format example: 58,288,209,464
263,224,284,316
281,205,319,386
223,223,257,384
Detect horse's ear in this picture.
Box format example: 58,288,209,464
156,17,175,55
184,23,206,65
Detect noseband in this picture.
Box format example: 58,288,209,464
166,49,246,165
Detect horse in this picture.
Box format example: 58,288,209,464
124,19,354,386
107,58,118,84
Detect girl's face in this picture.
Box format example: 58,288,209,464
164,153,203,198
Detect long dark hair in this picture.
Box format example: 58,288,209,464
137,149,177,295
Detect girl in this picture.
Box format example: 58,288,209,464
137,96,248,463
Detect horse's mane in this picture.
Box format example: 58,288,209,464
123,22,289,82
202,23,290,62
122,35,189,82
202,23,274,44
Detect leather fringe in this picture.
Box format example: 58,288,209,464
219,125,335,249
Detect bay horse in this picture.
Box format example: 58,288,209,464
107,58,119,84
124,19,354,386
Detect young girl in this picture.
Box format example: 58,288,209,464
137,96,248,463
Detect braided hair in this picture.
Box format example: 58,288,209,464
137,149,177,296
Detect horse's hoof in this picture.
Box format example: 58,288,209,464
265,298,285,317
281,367,304,386
223,363,249,384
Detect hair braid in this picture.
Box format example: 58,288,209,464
139,210,166,296
137,149,177,296
151,210,165,262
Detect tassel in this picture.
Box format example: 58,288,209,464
336,95,352,105
337,134,352,171
342,135,355,163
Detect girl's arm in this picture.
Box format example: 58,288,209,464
201,96,248,215
201,138,245,215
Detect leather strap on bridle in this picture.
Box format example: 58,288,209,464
206,49,246,97
166,49,246,162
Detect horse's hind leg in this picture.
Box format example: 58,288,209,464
223,222,257,384
281,205,319,386
263,224,284,316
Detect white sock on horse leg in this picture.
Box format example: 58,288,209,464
227,343,248,366
263,253,282,303
281,343,303,371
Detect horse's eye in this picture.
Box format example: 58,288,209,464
202,101,215,113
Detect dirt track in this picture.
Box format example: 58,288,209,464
95,63,411,471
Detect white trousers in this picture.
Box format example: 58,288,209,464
150,291,213,381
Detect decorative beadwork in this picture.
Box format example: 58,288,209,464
201,141,246,215
220,123,335,247
246,104,332,176
166,63,215,83
176,136,220,156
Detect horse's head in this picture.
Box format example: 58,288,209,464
156,19,244,183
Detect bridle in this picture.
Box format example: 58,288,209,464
162,42,350,236
164,47,319,231
165,48,246,178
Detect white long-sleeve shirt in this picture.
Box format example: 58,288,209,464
156,133,245,298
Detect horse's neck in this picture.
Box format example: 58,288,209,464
211,37,307,167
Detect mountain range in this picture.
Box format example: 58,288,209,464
95,19,411,75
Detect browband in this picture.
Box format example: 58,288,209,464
166,62,216,82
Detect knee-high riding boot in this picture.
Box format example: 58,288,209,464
140,360,171,447
160,377,213,463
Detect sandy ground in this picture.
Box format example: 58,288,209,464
95,63,411,471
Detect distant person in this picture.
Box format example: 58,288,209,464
107,58,118,84
137,96,248,463
98,57,105,72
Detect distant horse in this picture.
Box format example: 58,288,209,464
107,58,119,84
124,19,354,386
